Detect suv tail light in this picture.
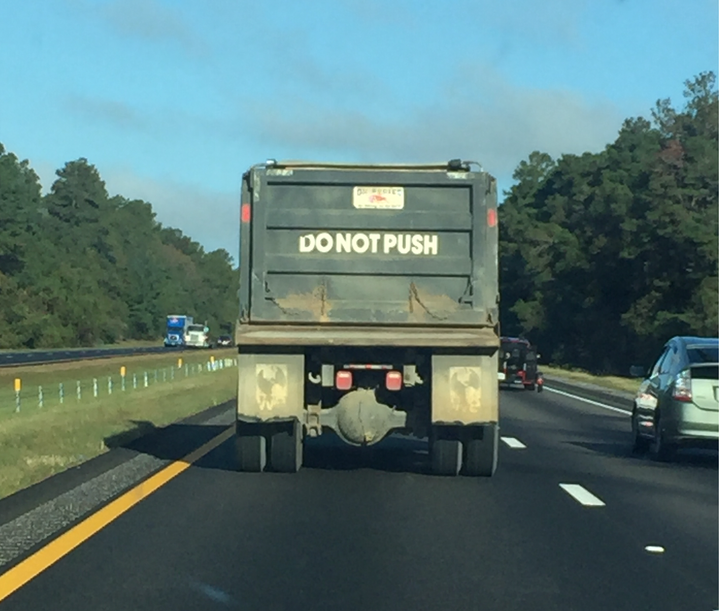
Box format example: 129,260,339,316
386,371,403,391
672,369,693,402
336,370,353,390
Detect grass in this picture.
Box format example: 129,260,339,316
0,350,238,500
541,365,640,394
0,349,236,415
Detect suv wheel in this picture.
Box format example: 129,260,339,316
631,409,650,453
650,415,676,462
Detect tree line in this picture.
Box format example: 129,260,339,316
0,152,238,348
1,72,716,371
499,72,718,374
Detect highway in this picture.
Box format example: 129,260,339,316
0,387,717,610
0,346,181,368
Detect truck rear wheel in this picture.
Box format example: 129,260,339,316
430,430,462,476
269,421,303,473
236,424,267,472
463,424,498,477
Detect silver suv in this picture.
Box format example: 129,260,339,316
631,336,718,460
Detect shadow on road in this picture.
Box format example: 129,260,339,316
104,416,434,475
104,420,232,464
192,431,433,475
568,439,719,469
302,434,431,474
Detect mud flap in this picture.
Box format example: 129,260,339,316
431,355,498,425
237,354,305,421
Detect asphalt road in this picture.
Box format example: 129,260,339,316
0,387,717,610
0,346,177,368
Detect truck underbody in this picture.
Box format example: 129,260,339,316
235,325,499,477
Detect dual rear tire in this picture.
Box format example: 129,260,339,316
236,420,303,473
430,424,498,477
238,421,499,477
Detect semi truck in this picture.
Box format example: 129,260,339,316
164,315,193,347
185,323,212,348
235,159,500,476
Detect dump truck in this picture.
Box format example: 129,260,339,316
235,159,500,476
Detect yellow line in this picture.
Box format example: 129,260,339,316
0,426,235,603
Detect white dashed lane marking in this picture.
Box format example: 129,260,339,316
559,483,606,507
544,386,632,415
500,436,526,449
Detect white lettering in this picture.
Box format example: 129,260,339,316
316,232,333,253
299,234,315,252
336,232,352,253
424,235,438,255
383,234,397,254
352,233,370,253
369,233,381,253
299,232,439,256
411,234,424,255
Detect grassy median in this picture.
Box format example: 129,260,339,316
541,365,640,394
0,350,237,500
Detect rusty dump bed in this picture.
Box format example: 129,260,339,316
237,160,499,347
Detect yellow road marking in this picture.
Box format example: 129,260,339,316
0,426,235,603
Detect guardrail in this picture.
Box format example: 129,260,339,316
0,346,178,369
2,356,238,415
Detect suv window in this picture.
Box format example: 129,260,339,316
663,344,682,374
687,345,719,364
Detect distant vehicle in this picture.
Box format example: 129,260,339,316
216,335,233,347
630,336,719,460
498,337,543,392
185,323,212,349
164,315,193,348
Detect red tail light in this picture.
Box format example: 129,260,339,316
386,370,403,391
672,369,693,402
487,208,497,227
241,203,251,223
336,370,353,390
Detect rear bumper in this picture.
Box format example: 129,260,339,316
235,324,499,348
662,402,719,444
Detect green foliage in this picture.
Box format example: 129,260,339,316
0,152,238,348
500,72,719,374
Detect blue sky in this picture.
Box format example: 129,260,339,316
1,0,717,261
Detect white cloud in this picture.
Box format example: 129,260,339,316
240,63,625,183
65,96,149,131
68,0,205,54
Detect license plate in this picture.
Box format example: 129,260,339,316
498,372,506,381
